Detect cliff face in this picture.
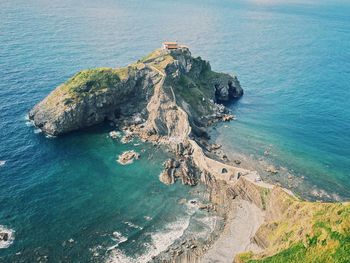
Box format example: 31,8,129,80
28,46,349,263
29,65,158,135
29,47,242,135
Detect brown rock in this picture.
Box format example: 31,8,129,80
117,150,140,165
265,165,278,174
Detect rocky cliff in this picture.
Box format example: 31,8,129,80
29,47,350,263
29,47,242,136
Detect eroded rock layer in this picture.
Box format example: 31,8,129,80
29,47,242,136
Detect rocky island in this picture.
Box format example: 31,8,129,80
29,46,350,263
117,150,140,165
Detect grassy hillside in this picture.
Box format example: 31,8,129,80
236,191,350,263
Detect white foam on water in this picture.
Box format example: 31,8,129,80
107,232,128,251
24,114,35,127
143,216,152,221
45,134,56,139
34,128,42,134
0,225,15,249
89,245,103,258
124,221,143,230
185,199,202,216
25,120,35,127
0,160,6,167
107,217,190,263
109,131,122,139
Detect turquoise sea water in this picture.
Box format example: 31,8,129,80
1,0,350,261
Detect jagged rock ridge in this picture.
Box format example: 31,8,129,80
29,47,242,136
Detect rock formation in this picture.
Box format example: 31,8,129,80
29,47,242,136
117,150,140,165
29,45,245,194
29,47,350,263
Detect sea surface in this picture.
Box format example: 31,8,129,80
1,0,350,261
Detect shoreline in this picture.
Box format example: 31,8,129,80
210,123,344,203
27,47,350,263
27,47,294,262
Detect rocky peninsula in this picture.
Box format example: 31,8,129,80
29,46,350,263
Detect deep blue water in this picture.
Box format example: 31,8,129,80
0,0,349,261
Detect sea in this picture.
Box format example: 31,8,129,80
0,0,349,261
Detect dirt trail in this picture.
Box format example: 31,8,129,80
145,66,190,142
143,65,272,263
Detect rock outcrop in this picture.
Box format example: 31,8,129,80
117,150,140,165
30,46,253,262
0,226,14,249
29,47,242,136
28,46,348,263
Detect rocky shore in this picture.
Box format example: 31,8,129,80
117,150,140,165
29,47,350,263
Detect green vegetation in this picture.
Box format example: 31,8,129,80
168,57,221,116
260,188,271,210
140,48,174,72
249,243,307,263
236,191,350,263
141,48,163,63
45,67,131,107
171,74,213,116
64,68,121,96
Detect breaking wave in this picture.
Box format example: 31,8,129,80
0,225,15,249
107,217,190,263
107,232,128,251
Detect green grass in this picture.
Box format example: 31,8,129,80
171,74,213,116
167,56,224,117
247,243,307,263
237,198,350,263
260,188,271,211
65,68,121,95
44,67,128,108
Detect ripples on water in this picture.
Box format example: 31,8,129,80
0,0,350,261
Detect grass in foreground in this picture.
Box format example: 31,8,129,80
236,195,350,263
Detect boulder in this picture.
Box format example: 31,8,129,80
0,232,8,241
234,159,241,165
265,165,278,174
109,131,121,139
222,114,235,122
214,76,243,102
211,144,222,150
117,150,140,165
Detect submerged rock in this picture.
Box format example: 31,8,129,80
234,159,241,165
109,131,121,139
222,114,235,122
211,144,222,150
265,165,278,174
